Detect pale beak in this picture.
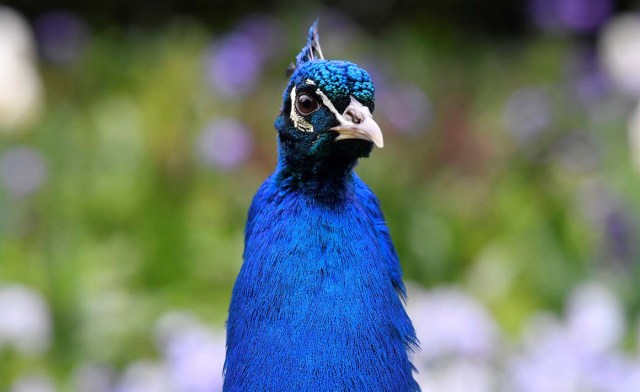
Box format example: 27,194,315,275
331,96,384,148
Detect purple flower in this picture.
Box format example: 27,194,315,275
508,283,628,391
33,11,90,65
313,11,362,56
204,34,263,98
407,285,499,361
508,349,582,392
417,358,495,392
195,118,253,170
557,0,612,33
203,14,285,99
0,147,47,198
573,68,608,106
503,87,552,145
155,312,225,392
114,361,171,392
617,359,640,392
582,354,638,392
72,363,115,392
0,285,51,355
510,314,586,391
565,283,624,355
234,14,284,63
577,182,635,264
603,209,634,262
528,0,563,31
164,327,225,392
566,48,609,105
377,83,432,135
527,0,612,33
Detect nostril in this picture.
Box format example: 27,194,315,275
345,108,363,124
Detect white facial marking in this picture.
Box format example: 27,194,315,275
331,96,384,148
315,88,349,124
290,83,375,138
289,86,314,133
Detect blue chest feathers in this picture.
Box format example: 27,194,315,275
224,176,419,392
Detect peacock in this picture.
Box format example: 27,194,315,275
224,21,420,392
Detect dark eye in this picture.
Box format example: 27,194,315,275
295,94,319,115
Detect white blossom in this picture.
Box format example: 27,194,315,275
0,284,51,355
0,6,43,132
115,361,172,392
155,312,225,392
600,14,640,96
565,282,624,355
408,285,499,361
10,375,56,392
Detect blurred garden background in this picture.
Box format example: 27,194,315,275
2,0,640,390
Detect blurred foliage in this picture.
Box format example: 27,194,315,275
2,3,640,389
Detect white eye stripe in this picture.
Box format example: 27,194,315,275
314,88,348,125
289,86,314,132
289,84,353,133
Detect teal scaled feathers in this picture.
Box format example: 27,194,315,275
286,60,376,116
287,21,374,112
224,21,420,391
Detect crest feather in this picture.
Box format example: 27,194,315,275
287,19,324,76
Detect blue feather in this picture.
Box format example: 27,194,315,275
224,172,419,391
295,19,324,66
224,21,419,391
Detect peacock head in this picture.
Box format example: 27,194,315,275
275,21,382,174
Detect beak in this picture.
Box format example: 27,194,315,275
331,96,384,148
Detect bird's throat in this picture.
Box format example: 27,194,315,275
275,136,362,198
275,156,359,201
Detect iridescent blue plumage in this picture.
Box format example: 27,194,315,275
285,60,376,114
224,21,419,392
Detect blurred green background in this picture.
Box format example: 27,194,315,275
2,0,640,391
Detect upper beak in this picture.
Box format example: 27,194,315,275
331,96,384,148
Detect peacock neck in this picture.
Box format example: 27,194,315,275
274,145,358,203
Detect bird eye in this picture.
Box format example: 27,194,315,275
295,94,319,115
